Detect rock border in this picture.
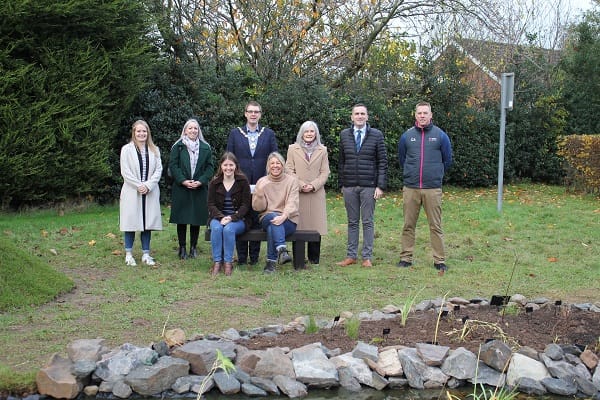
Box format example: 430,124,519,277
34,295,600,399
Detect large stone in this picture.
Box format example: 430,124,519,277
171,375,204,394
273,375,308,398
253,348,295,379
541,377,578,396
170,340,236,375
94,344,159,382
544,343,564,360
213,370,241,394
249,376,280,395
441,347,477,380
507,353,550,386
67,339,110,363
416,343,450,366
541,353,589,380
593,365,600,391
290,343,338,388
352,341,378,362
468,361,505,387
337,366,362,391
124,356,189,395
581,349,599,370
377,348,403,377
241,382,268,397
516,376,547,395
72,360,97,378
398,347,449,389
574,375,599,396
369,371,389,390
112,380,133,398
479,339,512,372
36,354,83,399
164,328,186,347
330,352,372,387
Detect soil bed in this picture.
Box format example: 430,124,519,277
239,305,600,355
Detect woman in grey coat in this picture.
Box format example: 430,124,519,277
168,119,215,259
119,120,163,266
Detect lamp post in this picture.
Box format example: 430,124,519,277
498,73,514,213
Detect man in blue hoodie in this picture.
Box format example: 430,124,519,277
397,101,453,272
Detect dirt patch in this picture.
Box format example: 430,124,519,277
239,304,600,355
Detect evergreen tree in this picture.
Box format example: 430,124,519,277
0,0,156,208
560,6,600,134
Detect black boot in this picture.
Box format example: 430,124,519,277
264,260,276,274
189,246,197,259
277,247,292,265
178,246,187,260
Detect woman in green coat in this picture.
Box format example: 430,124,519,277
169,119,215,259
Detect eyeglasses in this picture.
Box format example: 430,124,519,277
245,110,261,114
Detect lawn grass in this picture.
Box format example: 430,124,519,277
0,183,598,393
0,236,74,310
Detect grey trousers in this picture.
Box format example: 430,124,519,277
342,186,376,260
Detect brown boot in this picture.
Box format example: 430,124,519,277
224,262,233,276
211,262,222,276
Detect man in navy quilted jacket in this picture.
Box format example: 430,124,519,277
227,101,278,265
336,104,388,268
397,101,453,272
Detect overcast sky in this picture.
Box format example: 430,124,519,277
570,0,594,12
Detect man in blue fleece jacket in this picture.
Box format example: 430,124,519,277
397,101,453,272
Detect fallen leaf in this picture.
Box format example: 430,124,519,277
503,237,513,241
105,232,117,239
112,249,123,255
59,227,69,235
49,248,58,256
41,229,48,238
88,240,96,246
547,257,558,262
159,278,166,283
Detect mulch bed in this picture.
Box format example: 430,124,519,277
239,305,600,355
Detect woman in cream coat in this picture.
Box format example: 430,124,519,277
285,121,330,265
119,120,163,266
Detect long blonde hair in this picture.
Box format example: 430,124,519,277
131,120,159,156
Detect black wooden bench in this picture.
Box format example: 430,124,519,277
204,229,320,269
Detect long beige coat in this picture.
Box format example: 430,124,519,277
285,143,330,234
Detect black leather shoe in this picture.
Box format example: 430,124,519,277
189,246,197,259
178,246,187,260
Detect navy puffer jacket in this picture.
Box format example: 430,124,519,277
338,124,388,189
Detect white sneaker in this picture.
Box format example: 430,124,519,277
142,253,156,266
125,254,137,266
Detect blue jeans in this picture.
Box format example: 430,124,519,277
210,218,246,263
124,231,151,253
260,212,297,261
342,186,376,260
